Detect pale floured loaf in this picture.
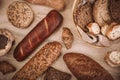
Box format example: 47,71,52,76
7,1,34,28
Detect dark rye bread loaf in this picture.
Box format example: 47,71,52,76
44,67,71,80
63,53,114,80
109,0,120,23
12,41,62,80
75,2,93,31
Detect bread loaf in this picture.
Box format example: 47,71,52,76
12,41,62,80
25,0,65,10
13,10,63,61
75,2,93,31
64,53,114,80
106,24,120,40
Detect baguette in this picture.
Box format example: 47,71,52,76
12,41,62,80
63,53,114,80
13,10,63,61
25,0,65,10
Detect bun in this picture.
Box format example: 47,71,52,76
7,1,34,28
105,51,120,67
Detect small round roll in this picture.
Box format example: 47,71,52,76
87,22,100,35
106,24,120,40
0,29,15,56
105,50,120,67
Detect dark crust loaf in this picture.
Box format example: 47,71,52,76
12,41,62,80
75,2,93,31
44,67,71,80
63,53,114,80
0,61,16,75
109,0,120,23
13,10,63,61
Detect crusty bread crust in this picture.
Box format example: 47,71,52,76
93,0,112,27
75,2,93,31
64,53,114,80
12,41,62,80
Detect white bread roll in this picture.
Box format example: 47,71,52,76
106,24,120,40
87,22,100,35
105,51,120,67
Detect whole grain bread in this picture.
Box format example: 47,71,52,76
75,2,93,31
63,53,114,80
109,0,120,23
44,67,71,80
12,41,62,80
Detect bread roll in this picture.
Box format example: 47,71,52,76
105,51,120,67
12,41,62,80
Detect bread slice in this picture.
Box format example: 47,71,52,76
75,2,93,31
12,41,62,80
44,67,71,80
105,51,120,67
87,22,100,35
106,24,120,40
63,53,114,80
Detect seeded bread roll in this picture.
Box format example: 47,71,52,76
0,29,14,56
25,0,65,10
105,51,120,67
7,1,34,28
12,41,62,80
64,53,114,80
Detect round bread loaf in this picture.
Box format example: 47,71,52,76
7,1,34,28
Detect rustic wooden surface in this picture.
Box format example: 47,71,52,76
0,0,120,80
